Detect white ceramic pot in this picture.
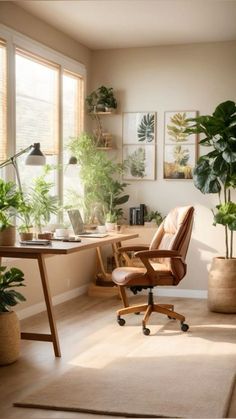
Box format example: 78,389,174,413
105,222,115,232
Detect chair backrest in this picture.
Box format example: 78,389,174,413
149,206,194,284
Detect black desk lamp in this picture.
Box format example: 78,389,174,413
0,143,46,192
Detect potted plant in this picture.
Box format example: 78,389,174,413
67,133,129,226
105,212,118,232
0,266,25,365
186,100,236,312
144,209,164,227
17,195,34,241
85,85,117,113
0,179,22,246
30,167,58,239
96,85,117,111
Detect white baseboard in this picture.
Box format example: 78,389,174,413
17,284,89,320
154,288,208,299
17,285,207,320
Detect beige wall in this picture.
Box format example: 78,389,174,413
91,41,236,292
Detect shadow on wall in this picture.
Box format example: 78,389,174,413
186,238,219,290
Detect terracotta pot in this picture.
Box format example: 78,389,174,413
208,257,236,313
19,232,33,241
0,226,16,246
0,311,20,365
37,232,53,240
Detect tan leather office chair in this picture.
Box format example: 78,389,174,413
112,206,194,335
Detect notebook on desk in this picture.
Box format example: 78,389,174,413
67,209,108,238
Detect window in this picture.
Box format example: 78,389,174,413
0,39,7,165
15,49,59,189
0,25,85,211
63,70,84,203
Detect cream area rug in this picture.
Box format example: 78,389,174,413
15,298,236,418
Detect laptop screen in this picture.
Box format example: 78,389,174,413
67,209,85,235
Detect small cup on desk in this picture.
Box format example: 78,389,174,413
97,225,107,233
55,228,69,239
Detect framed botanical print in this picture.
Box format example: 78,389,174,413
164,111,198,179
122,112,156,180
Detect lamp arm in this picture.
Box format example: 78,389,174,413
11,159,23,193
0,145,34,169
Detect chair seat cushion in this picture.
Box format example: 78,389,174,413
112,263,174,287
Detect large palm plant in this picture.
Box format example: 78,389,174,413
186,100,236,258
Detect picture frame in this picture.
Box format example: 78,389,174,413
163,110,198,179
122,112,156,180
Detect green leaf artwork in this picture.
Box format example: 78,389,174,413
167,112,189,142
125,147,146,178
137,113,155,143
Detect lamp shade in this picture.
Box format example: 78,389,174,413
68,156,78,164
25,143,46,166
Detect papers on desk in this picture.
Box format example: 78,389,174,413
52,236,82,242
20,239,51,246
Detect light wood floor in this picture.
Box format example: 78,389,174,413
0,293,236,418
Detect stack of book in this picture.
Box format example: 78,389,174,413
129,204,146,225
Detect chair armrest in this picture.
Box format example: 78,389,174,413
134,249,182,259
134,249,184,275
117,246,149,267
117,245,149,254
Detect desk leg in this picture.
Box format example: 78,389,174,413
37,254,61,357
112,243,129,308
112,242,121,268
96,247,111,281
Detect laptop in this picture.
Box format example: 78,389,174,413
67,209,108,238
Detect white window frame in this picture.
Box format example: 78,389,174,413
0,24,86,203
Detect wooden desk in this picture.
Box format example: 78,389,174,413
0,232,138,357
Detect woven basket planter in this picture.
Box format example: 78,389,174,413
0,311,20,365
208,257,236,313
19,232,33,241
0,226,16,246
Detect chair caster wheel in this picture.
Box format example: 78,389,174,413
135,312,140,315
143,327,150,336
181,322,189,332
117,316,125,326
168,316,172,319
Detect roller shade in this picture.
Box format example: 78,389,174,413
15,47,59,155
0,39,7,163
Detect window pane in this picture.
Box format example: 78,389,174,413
63,71,83,142
15,50,59,155
0,40,7,164
63,71,84,209
15,50,59,193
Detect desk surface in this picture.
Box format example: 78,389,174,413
0,232,138,255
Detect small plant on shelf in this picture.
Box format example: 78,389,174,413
144,209,164,226
85,85,117,113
